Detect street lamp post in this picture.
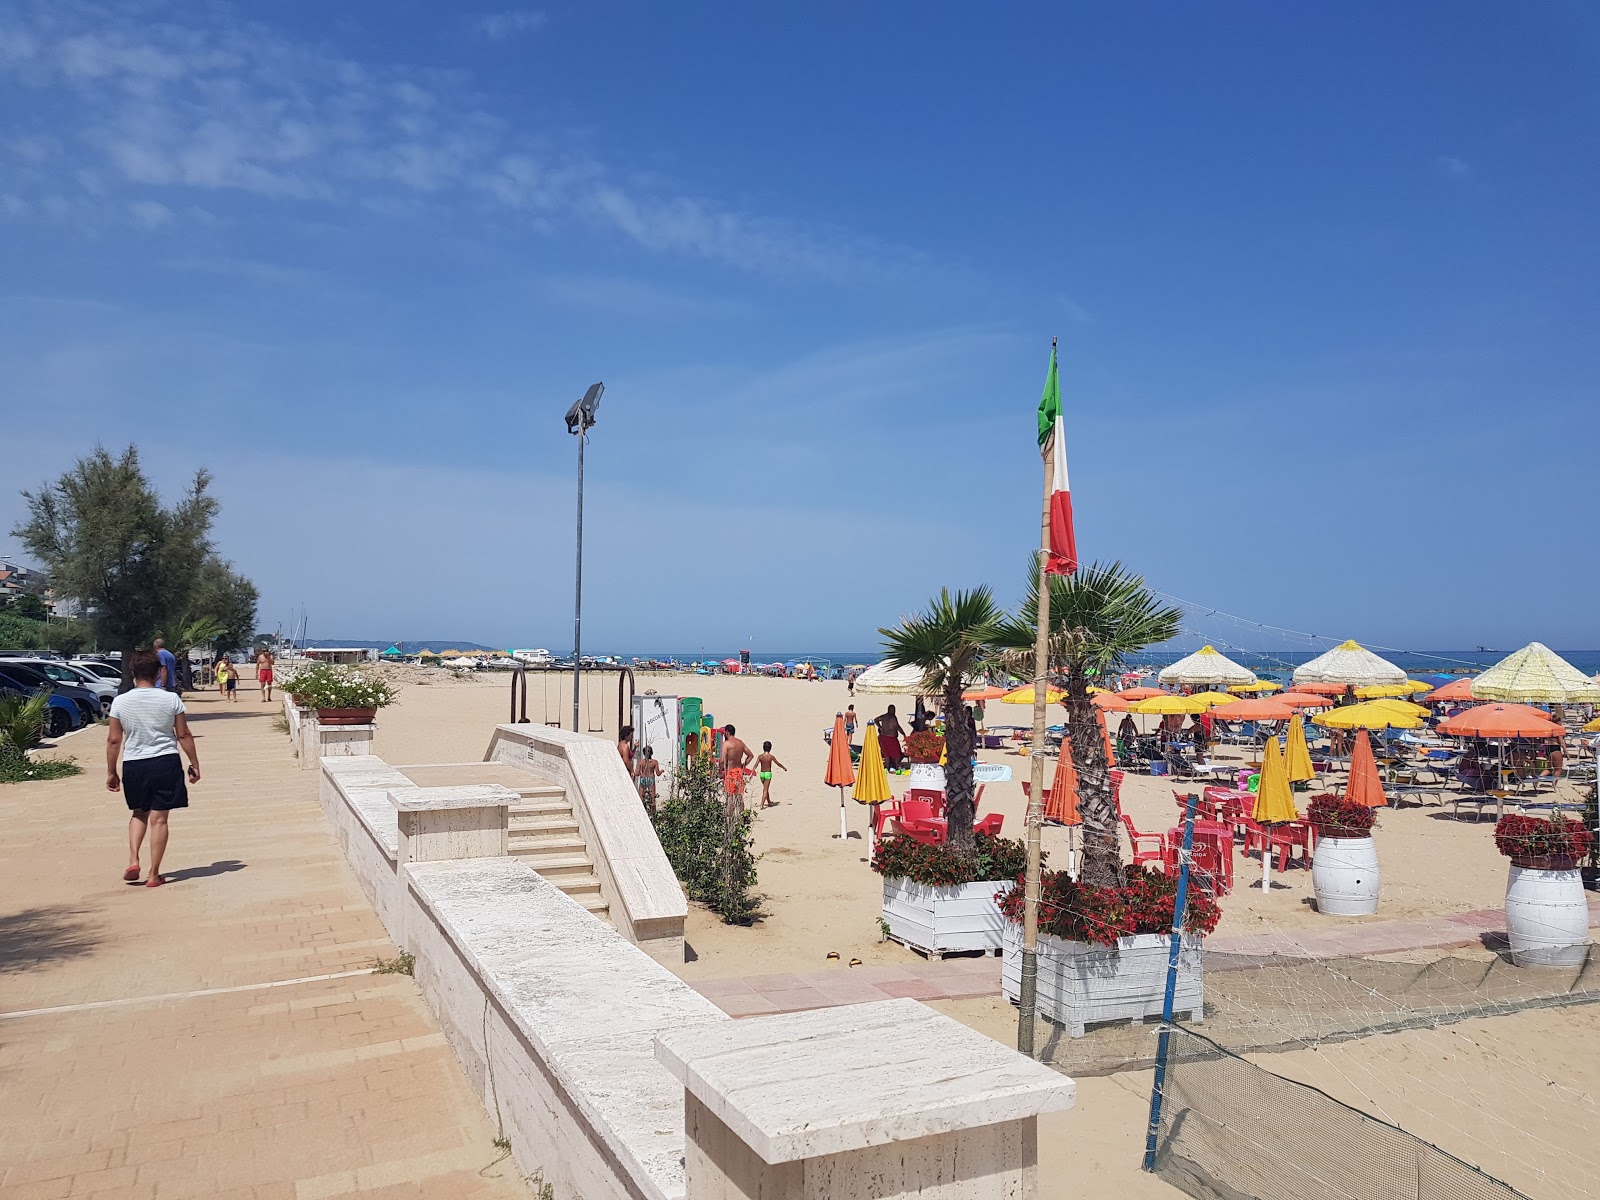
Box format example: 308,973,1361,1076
565,383,605,733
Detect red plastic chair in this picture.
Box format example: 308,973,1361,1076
900,817,947,846
1239,818,1313,871
1120,814,1167,870
1165,821,1234,895
905,788,946,818
975,812,1004,837
1172,790,1217,820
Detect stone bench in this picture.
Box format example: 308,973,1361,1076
405,857,728,1200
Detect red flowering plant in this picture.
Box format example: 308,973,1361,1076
996,867,1222,948
1493,815,1593,866
871,833,1031,888
1305,793,1376,839
905,730,945,764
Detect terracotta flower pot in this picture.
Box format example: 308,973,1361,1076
1509,854,1577,872
315,707,377,726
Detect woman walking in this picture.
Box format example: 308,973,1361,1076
107,650,201,887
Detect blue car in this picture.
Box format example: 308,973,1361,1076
0,680,83,739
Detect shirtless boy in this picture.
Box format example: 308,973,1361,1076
753,741,786,808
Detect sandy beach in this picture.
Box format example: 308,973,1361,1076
360,669,1600,1198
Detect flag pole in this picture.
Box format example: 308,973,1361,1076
1017,336,1057,1057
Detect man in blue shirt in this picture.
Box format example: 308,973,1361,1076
154,638,179,692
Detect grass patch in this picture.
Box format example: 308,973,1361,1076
0,753,83,784
371,951,415,976
270,714,291,736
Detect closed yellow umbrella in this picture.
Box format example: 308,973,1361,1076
1131,694,1206,715
1254,735,1299,823
1001,684,1065,704
1315,701,1424,731
1229,680,1282,694
1284,714,1315,783
852,729,893,805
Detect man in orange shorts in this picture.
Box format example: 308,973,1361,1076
719,724,753,808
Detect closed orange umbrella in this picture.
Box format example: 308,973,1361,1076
1045,740,1081,825
1345,729,1387,808
1097,708,1115,766
1437,704,1563,739
825,713,855,788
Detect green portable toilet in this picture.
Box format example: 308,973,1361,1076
679,697,703,760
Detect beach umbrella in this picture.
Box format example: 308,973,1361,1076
1291,682,1352,696
1211,697,1295,721
1584,715,1600,733
1045,741,1081,826
852,726,893,843
1132,694,1206,715
852,660,926,694
1437,704,1564,739
1158,645,1257,688
1187,690,1239,708
417,648,439,657
1117,686,1168,701
1314,701,1424,731
1001,684,1065,705
1426,677,1479,703
1091,691,1136,711
1284,715,1315,783
1345,730,1387,808
1470,642,1600,704
1277,691,1335,709
1228,680,1282,694
1355,681,1433,699
962,685,1008,702
1253,736,1298,892
825,712,856,839
1293,640,1405,687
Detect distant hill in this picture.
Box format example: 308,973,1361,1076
299,638,503,653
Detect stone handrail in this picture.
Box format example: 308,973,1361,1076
484,723,686,963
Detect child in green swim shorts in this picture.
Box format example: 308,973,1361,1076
754,741,786,809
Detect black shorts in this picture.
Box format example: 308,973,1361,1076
225,678,237,691
123,754,189,812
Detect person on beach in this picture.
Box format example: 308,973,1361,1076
154,638,178,692
107,650,201,887
217,658,239,702
875,705,906,769
720,724,753,805
754,741,787,808
257,648,275,702
634,746,662,812
618,724,636,772
844,704,857,740
847,669,858,697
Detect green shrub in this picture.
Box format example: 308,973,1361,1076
652,753,762,925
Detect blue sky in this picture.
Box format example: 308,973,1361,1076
2,1,1597,654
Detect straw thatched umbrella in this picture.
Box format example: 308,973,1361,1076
1293,640,1405,687
1471,642,1600,704
1158,645,1257,688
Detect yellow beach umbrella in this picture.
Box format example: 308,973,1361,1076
852,727,893,805
1001,684,1065,705
1131,694,1206,715
1355,681,1432,699
1229,680,1282,694
1254,735,1299,823
1188,690,1239,708
1314,701,1424,731
1585,715,1600,733
1284,714,1315,783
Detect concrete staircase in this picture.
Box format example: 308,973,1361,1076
507,783,611,924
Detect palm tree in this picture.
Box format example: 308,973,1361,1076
995,561,1181,888
879,587,1004,860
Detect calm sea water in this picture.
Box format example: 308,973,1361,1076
616,649,1600,677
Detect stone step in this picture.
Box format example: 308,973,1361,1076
509,848,596,878
516,783,566,801
509,798,571,818
557,873,603,899
507,832,586,853
509,813,581,835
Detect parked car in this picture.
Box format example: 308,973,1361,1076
69,659,123,683
0,648,63,660
0,679,84,738
0,663,102,723
18,659,118,705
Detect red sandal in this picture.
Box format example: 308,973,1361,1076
145,874,166,888
123,867,141,882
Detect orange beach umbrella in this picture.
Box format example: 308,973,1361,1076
1345,729,1387,809
1211,697,1295,721
1436,704,1563,739
1426,677,1479,703
1277,691,1336,709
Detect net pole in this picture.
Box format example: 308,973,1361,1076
1143,789,1199,1172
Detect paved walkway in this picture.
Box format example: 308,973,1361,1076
691,899,1600,1017
0,690,527,1199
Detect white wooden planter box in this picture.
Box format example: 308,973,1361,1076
1001,924,1204,1037
881,877,1007,958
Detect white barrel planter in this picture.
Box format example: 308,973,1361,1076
881,877,1006,958
907,763,946,788
1001,923,1203,1037
1311,836,1380,916
1505,859,1590,967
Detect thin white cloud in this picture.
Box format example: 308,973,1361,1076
0,1,911,278
472,11,548,41
1436,154,1472,179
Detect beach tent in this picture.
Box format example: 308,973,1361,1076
1293,640,1405,687
1470,642,1600,704
852,661,925,695
1158,645,1257,688
380,646,403,657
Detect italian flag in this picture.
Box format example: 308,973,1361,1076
1036,341,1078,576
